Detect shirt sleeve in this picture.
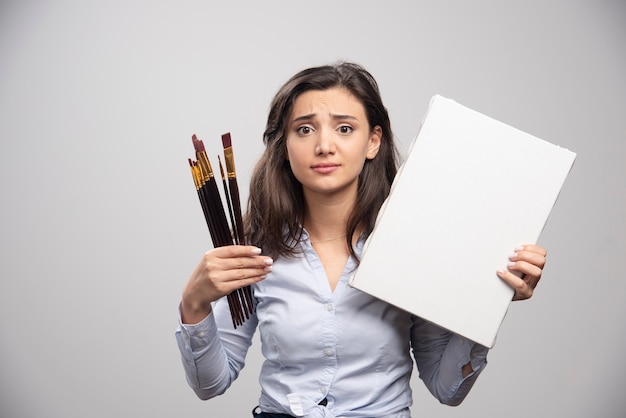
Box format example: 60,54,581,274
410,315,489,406
175,296,258,400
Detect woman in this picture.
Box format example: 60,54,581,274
176,62,546,418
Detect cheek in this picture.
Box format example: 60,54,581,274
285,139,296,161
285,141,306,165
288,158,305,178
351,144,373,164
285,147,305,178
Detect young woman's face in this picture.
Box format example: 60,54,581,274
285,87,381,199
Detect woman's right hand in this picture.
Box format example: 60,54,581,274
180,245,273,324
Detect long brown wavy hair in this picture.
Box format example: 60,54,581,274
244,62,400,261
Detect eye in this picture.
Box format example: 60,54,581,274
296,125,313,135
338,125,353,134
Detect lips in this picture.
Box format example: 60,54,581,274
311,162,340,174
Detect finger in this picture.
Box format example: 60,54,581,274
218,256,273,283
198,249,272,291
230,262,273,280
223,254,274,272
515,244,547,258
227,268,270,286
509,246,546,271
209,261,271,295
505,257,542,297
215,269,269,297
201,250,271,274
208,245,273,275
496,269,534,301
507,259,542,280
212,245,264,258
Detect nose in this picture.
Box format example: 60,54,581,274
315,128,335,156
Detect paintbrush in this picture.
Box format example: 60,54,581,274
221,132,254,317
189,134,245,327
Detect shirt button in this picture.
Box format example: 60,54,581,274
326,304,333,311
320,386,327,394
324,348,334,356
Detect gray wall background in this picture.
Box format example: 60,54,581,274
1,1,624,417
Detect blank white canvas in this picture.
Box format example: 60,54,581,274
349,95,576,348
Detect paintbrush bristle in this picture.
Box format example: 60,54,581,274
221,132,232,148
192,134,205,153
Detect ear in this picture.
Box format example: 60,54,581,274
366,125,382,160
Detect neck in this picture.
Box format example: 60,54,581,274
303,190,355,243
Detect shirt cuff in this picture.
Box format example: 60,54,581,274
454,335,489,376
438,334,489,405
177,303,217,352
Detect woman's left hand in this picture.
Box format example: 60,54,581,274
497,244,547,301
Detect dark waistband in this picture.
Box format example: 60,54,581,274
252,398,327,417
252,406,293,418
252,412,294,418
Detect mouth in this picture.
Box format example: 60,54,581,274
311,162,340,174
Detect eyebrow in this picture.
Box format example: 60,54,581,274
290,113,359,124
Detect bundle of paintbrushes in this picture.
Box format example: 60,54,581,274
188,132,253,328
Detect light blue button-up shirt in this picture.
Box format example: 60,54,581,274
176,234,488,418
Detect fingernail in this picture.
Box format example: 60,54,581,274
497,269,505,275
264,265,273,273
507,262,516,267
252,247,262,254
515,245,525,251
263,258,273,266
509,252,518,259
